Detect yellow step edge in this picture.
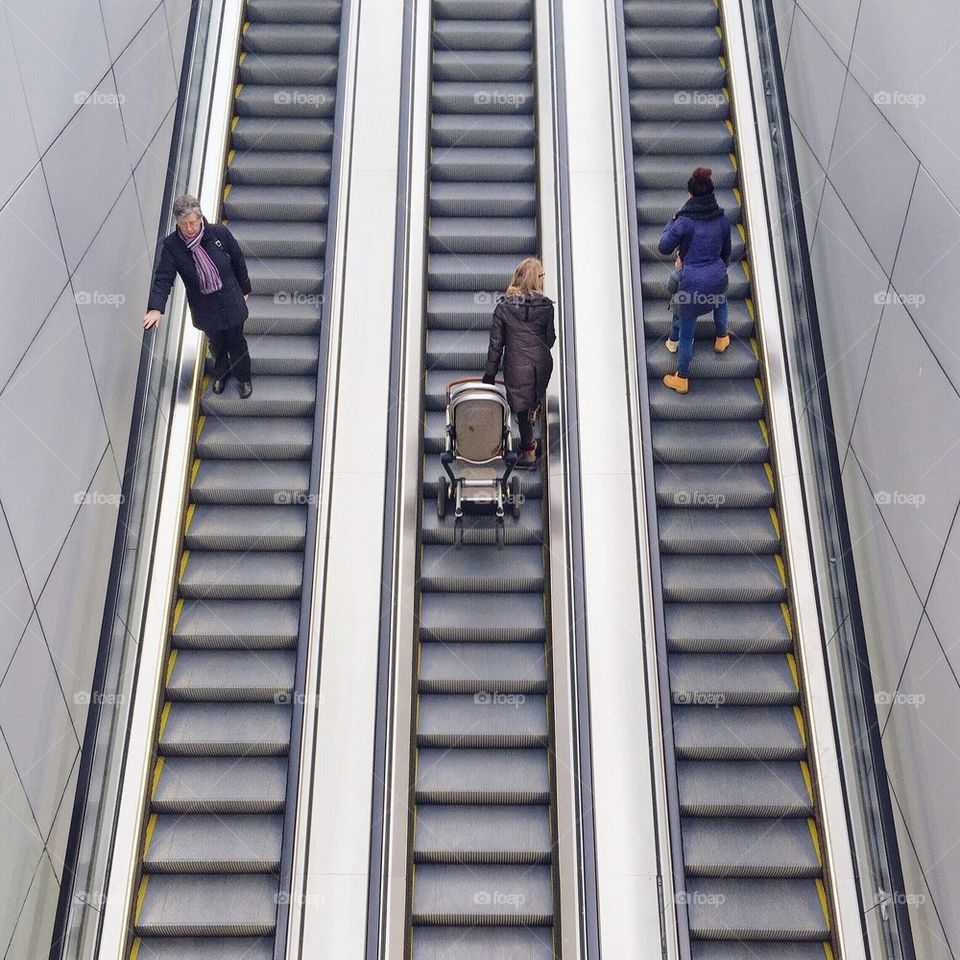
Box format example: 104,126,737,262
807,817,824,866
763,462,775,491
133,876,149,924
737,221,746,241
195,414,206,442
171,597,185,633
190,458,201,487
142,812,158,857
732,186,742,206
130,938,141,960
768,504,780,540
183,503,196,537
725,118,734,134
815,878,832,929
227,148,235,165
238,51,247,64
780,601,794,638
800,760,815,802
715,24,722,37
749,337,760,359
178,550,190,581
728,152,738,170
722,86,731,102
165,649,178,685
150,756,165,798
758,419,769,447
235,83,243,98
774,553,787,586
158,701,172,742
745,297,755,318
754,377,764,402
823,942,836,960
742,259,751,281
231,115,239,131
718,55,726,69
786,651,799,689
794,705,808,749
223,182,233,201
242,20,250,31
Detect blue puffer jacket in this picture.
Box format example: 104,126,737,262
657,193,732,298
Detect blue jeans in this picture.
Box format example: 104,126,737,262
668,299,729,377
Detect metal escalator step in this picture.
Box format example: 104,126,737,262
166,650,296,701
159,703,291,757
633,120,734,155
185,505,307,552
652,420,768,464
646,337,757,379
432,81,533,115
631,88,729,122
224,185,328,221
230,220,327,257
200,376,316,418
686,878,830,941
143,814,284,873
246,258,324,296
435,0,533,18
152,757,288,814
415,804,550,864
429,216,536,253
638,188,741,225
230,151,332,188
236,85,336,119
658,508,778,554
425,369,482,409
427,290,497,330
629,56,725,89
654,464,773,509
431,113,535,148
420,545,544,592
173,599,300,650
422,508,544,546
425,329,490,369
135,875,278,937
419,641,547,694
196,417,314,460
678,760,812,818
244,294,323,335
643,301,751,338
411,864,552,925
431,147,536,185
231,117,334,152
669,653,797,706
190,472,277,524
246,0,342,23
412,927,552,960
691,942,827,959
417,694,548,748
179,551,303,600
429,182,537,218
416,748,549,804
433,20,532,53
241,22,340,54
625,26,723,58
248,334,322,375
665,603,792,654
635,153,736,189
133,937,272,960
623,0,719,27
428,253,530,292
420,593,546,642
648,378,763,421
660,554,786,603
423,457,543,499
681,818,820,878
673,706,804,761
238,53,338,86
433,49,533,82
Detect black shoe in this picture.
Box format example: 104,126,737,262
212,377,227,394
238,381,253,399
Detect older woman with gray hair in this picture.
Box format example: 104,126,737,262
144,194,254,397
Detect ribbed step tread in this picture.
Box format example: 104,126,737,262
669,654,798,707
246,0,341,23
159,703,291,756
681,818,820,878
200,376,316,418
421,508,543,545
237,53,338,86
678,760,813,818
432,49,534,82
241,22,340,54
184,505,306,551
179,551,303,600
665,603,793,654
224,185,329,221
419,642,547,694
133,938,272,960
419,593,546,642
646,338,758,379
654,464,773,509
429,215,537,252
673,707,804,761
433,20,533,52
231,117,334,152
648,378,764,421
430,182,538,218
230,220,327,257
658,508,779,555
412,927,552,960
418,694,547,749
416,748,549,804
192,461,310,505
173,600,300,650
660,554,786,603
420,545,544,592
432,113,536,148
166,650,296,701
143,815,283,873
652,419,768,464
197,417,314,461
152,757,287,814
414,805,551,863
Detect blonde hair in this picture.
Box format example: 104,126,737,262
505,256,544,297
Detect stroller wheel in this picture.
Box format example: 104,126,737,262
510,476,522,520
437,476,448,519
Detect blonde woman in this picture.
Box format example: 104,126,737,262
482,257,556,466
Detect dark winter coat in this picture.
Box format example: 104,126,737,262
483,293,556,412
658,193,732,305
147,222,252,333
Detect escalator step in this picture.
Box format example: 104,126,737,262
173,599,300,650
421,508,544,546
681,817,820,878
432,81,534,115
134,937,272,960
231,117,335,152
431,114,536,149
623,0,719,28
224,185,329,221
246,0,342,23
185,505,306,552
429,182,537,218
660,554,786,603
427,290,499,330
433,20,532,53
166,650,296,702
658,508,779,555
652,420,768,464
429,214,537,252
665,603,792,654
244,294,324,335
432,49,533,82
669,653,797,707
648,378,763,420
420,544,544,592
654,463,773,509
691,942,827,959
200,375,316,418
246,258,325,296
632,120,733,155
435,0,533,18
638,189,742,226
629,56,725,89
152,757,287,814
236,85,336,119
423,457,543,499
197,417,313,461
419,593,546,643
625,26,723,58
134,875,278,936
673,707,805,761
418,694,548,749
242,22,340,55
143,814,284,873
678,760,813,818
645,336,758,379
191,460,310,505
411,864,553,925
179,551,303,600
412,927,552,960
419,641,547,694
416,748,549,805
230,220,328,257
159,703,291,757
414,804,551,863
238,53,338,86
630,88,730,122
425,329,490,369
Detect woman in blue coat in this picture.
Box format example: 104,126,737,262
658,167,732,394
143,194,254,398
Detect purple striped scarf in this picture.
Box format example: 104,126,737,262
179,222,223,294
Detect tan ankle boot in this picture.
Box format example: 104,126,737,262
663,372,689,394
715,333,731,353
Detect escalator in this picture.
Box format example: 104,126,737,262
405,1,558,956
621,0,836,955
129,1,345,955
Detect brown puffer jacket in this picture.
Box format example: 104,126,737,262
483,293,556,412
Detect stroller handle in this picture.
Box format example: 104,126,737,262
445,376,504,398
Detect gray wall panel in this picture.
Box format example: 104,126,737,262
0,15,39,208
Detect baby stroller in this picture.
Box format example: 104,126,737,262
437,378,522,545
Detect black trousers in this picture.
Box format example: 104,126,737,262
208,324,251,383
515,408,536,449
